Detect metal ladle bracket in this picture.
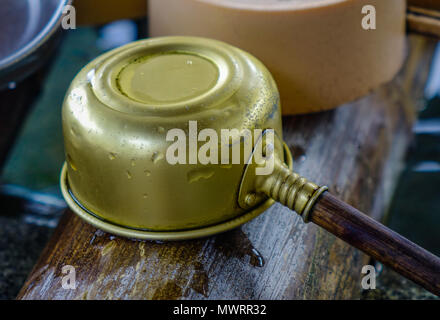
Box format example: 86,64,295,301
238,133,440,296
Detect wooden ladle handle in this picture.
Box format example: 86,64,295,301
310,192,440,296
259,159,440,296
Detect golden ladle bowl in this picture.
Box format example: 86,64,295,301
61,36,322,240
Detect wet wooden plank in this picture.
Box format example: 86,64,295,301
17,36,437,300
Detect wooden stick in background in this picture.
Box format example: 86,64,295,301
16,37,439,300
407,6,440,38
408,0,440,12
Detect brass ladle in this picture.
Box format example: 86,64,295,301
60,37,440,296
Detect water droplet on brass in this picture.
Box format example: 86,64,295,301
70,127,78,136
245,193,256,207
143,194,148,199
187,168,215,183
126,170,132,179
144,170,151,176
109,152,117,160
157,126,165,133
67,154,77,171
87,69,95,82
131,159,136,167
71,90,83,104
151,152,163,164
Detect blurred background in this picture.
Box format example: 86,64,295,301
0,8,148,298
0,1,439,299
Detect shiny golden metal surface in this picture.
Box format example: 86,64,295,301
62,36,284,235
60,143,293,240
61,36,327,239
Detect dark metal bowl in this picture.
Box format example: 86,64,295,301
0,0,69,89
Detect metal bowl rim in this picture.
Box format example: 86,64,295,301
60,142,293,241
0,0,69,70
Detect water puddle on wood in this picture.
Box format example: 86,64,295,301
214,228,265,268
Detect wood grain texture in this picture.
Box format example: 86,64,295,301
17,36,437,300
310,193,440,296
